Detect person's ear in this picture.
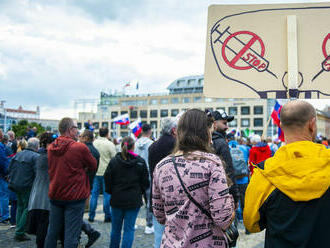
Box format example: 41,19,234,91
308,117,316,133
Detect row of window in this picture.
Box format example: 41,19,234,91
78,116,264,130
113,106,264,120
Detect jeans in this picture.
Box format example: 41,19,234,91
45,200,85,248
145,187,153,227
0,178,9,222
15,190,30,236
110,207,140,248
89,176,111,221
152,214,165,248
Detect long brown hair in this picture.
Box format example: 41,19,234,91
174,109,213,154
121,136,135,160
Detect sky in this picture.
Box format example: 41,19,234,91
0,0,329,119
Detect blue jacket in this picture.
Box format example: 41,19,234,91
0,142,9,178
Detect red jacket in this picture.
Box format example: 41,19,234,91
48,136,97,201
249,142,271,175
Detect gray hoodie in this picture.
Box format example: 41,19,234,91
134,137,153,170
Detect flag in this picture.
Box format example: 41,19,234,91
271,100,285,141
129,118,142,137
136,82,139,90
112,113,130,125
124,82,130,88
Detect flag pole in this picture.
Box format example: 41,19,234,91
262,115,272,141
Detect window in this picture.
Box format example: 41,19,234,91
171,109,179,117
150,121,157,129
183,97,190,103
161,109,168,117
205,108,213,112
254,130,263,136
93,122,99,129
187,79,195,86
111,122,116,129
241,106,250,115
121,111,128,115
150,99,158,105
205,98,213,103
254,118,263,127
121,124,128,129
111,112,118,119
171,98,179,104
102,122,109,128
216,107,225,112
130,110,137,118
150,110,158,118
160,98,169,104
241,118,250,127
254,106,263,115
198,78,204,86
194,97,202,102
141,121,147,126
176,80,184,86
228,119,237,127
121,132,128,137
77,123,82,129
229,107,237,115
140,110,147,118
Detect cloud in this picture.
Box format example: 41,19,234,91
0,0,329,119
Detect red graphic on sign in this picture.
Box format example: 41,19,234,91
221,31,265,70
322,33,330,58
312,33,330,81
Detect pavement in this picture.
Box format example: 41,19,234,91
0,196,265,247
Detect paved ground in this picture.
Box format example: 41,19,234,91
0,196,264,247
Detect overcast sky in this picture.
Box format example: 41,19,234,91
0,0,329,119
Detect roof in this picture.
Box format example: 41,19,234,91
6,108,37,114
317,109,330,119
167,75,204,90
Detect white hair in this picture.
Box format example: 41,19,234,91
160,117,177,135
251,135,261,144
27,137,40,151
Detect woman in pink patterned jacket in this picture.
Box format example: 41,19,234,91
152,109,235,248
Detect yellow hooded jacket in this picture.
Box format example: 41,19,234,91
243,141,330,247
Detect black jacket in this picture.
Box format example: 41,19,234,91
8,148,39,192
104,152,149,209
148,134,176,211
85,142,100,190
212,131,234,183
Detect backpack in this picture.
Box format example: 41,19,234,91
230,147,249,179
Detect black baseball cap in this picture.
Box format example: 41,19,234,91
212,109,234,122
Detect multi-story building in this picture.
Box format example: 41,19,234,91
0,102,59,132
78,75,277,139
317,107,330,137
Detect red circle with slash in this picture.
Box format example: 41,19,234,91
221,31,265,70
322,33,330,58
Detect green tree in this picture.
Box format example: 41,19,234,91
11,120,45,138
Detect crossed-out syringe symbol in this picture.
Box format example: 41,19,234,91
213,25,277,79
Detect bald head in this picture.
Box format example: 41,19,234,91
280,100,316,129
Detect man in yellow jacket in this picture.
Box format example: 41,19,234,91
244,100,330,247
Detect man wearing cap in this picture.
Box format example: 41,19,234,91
212,109,235,183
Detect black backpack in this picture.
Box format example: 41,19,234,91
229,147,249,178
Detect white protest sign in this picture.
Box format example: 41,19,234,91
204,3,330,99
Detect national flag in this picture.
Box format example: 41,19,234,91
112,113,130,125
271,100,285,141
129,118,142,137
271,100,282,126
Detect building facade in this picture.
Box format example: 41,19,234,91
78,75,276,139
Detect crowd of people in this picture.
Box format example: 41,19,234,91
0,99,329,248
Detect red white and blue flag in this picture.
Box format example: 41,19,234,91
112,113,130,125
129,118,142,137
271,100,284,141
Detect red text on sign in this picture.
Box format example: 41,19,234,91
242,52,268,72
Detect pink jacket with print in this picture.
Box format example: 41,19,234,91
152,151,235,248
